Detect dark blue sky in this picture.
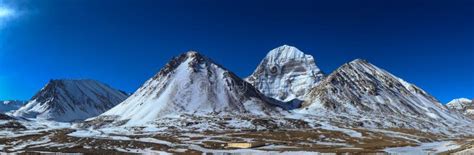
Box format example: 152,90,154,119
0,0,472,103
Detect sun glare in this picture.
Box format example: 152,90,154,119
0,7,13,18
0,6,15,28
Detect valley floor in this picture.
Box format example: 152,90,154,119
1,120,472,154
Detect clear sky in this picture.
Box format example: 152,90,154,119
0,0,472,103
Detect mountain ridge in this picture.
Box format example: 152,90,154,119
96,51,285,126
12,79,129,122
0,100,26,113
297,58,468,130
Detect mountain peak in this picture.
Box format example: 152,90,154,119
337,59,382,74
169,51,207,62
449,98,472,103
303,57,461,126
185,50,200,57
13,79,128,122
447,98,473,110
246,45,324,102
182,51,206,61
44,79,104,89
99,51,281,126
155,51,220,79
49,79,96,83
446,98,474,119
274,44,298,51
266,45,311,62
349,58,369,64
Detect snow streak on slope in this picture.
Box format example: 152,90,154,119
99,51,282,126
13,80,128,122
300,59,470,130
246,45,324,102
0,100,25,113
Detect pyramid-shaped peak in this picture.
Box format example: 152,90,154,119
184,51,205,58
338,58,378,71
266,45,311,60
40,79,89,91
50,79,94,82
41,79,112,93
156,51,221,78
447,98,473,110
172,51,215,64
246,45,324,102
47,79,100,85
14,79,128,122
98,51,282,126
349,58,369,64
276,44,298,50
303,58,462,127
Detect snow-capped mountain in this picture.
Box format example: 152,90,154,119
447,98,474,119
0,100,26,113
299,59,468,128
246,45,324,102
97,51,282,126
13,80,128,122
447,98,472,110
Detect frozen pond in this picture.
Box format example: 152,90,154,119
384,141,460,155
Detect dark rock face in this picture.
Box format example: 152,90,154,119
0,121,26,130
0,113,14,120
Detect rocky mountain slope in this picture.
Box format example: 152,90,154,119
246,45,324,103
447,98,474,119
0,100,25,113
12,80,128,122
95,51,283,126
298,59,469,130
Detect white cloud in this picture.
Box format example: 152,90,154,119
0,2,17,53
0,7,13,18
0,2,16,28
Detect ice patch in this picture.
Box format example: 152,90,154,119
384,141,461,154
